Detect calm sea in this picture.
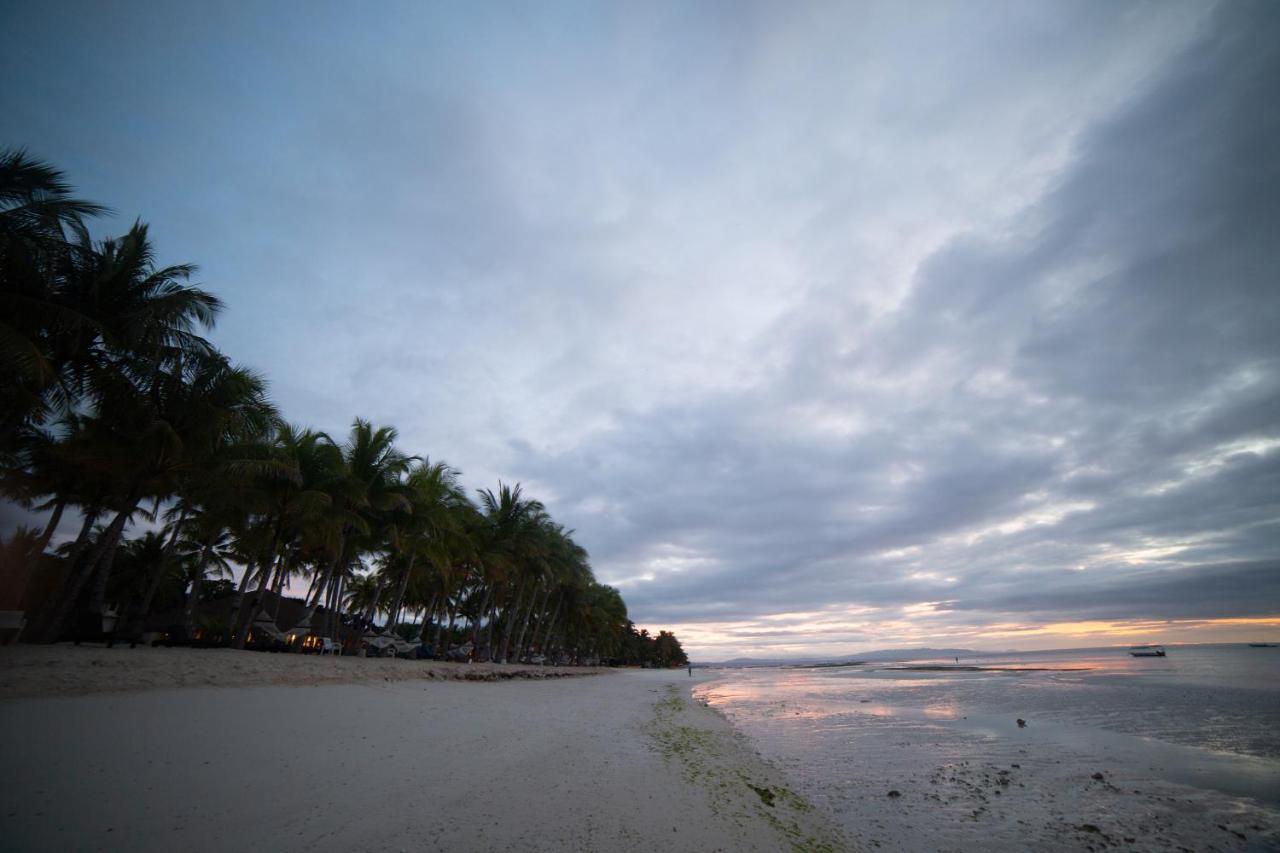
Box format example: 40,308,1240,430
696,644,1280,850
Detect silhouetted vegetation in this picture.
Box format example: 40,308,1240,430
0,150,688,665
614,623,689,667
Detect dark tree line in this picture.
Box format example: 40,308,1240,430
0,149,689,664
613,623,689,667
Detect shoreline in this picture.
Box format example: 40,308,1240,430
0,651,844,852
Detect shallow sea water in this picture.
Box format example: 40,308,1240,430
696,644,1280,852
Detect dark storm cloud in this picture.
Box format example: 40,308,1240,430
514,1,1280,644
939,560,1280,622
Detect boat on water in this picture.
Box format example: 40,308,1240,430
1129,644,1166,657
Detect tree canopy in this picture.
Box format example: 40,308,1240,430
0,150,688,666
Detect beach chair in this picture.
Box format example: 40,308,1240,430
320,637,341,655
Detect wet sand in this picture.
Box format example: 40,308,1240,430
698,660,1280,852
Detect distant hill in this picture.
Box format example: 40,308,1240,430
704,648,987,667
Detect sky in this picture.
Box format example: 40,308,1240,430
3,0,1278,659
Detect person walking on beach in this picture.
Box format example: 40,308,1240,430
688,664,693,676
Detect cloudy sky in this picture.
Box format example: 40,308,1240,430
5,0,1278,658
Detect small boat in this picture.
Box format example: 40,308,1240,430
1248,643,1278,648
1129,644,1166,657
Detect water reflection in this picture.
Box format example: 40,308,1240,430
694,646,1280,850
696,644,1280,760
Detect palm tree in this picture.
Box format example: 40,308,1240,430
423,499,483,656
257,419,409,648
229,424,332,647
343,571,385,627
563,582,628,664
178,515,236,636
473,483,545,662
42,351,276,640
380,458,467,634
0,148,106,454
106,532,175,627
2,184,244,641
0,414,102,604
3,190,220,482
2,152,683,661
516,523,589,662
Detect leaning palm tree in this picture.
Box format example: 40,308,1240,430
177,513,237,636
41,351,276,641
343,571,385,627
0,148,106,454
105,531,175,628
380,458,467,633
473,482,546,662
516,522,589,662
267,419,410,647
0,414,104,604
59,222,220,409
3,190,220,480
229,424,331,647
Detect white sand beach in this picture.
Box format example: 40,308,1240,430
0,645,610,700
0,647,841,852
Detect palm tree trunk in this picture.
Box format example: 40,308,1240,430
536,591,562,658
23,496,67,586
307,563,329,608
234,517,287,648
511,578,541,663
319,573,334,640
518,583,552,661
321,565,345,642
132,570,166,641
269,565,286,621
498,576,528,663
416,594,436,642
304,563,322,604
384,552,416,635
36,497,68,550
482,595,499,662
303,536,345,643
35,505,100,640
88,494,148,616
58,505,101,581
124,508,190,638
183,541,214,636
236,552,282,649
329,573,346,642
42,489,140,642
88,535,124,619
470,587,491,651
432,596,449,655
303,567,321,607
312,530,347,610
225,558,258,645
358,576,385,634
